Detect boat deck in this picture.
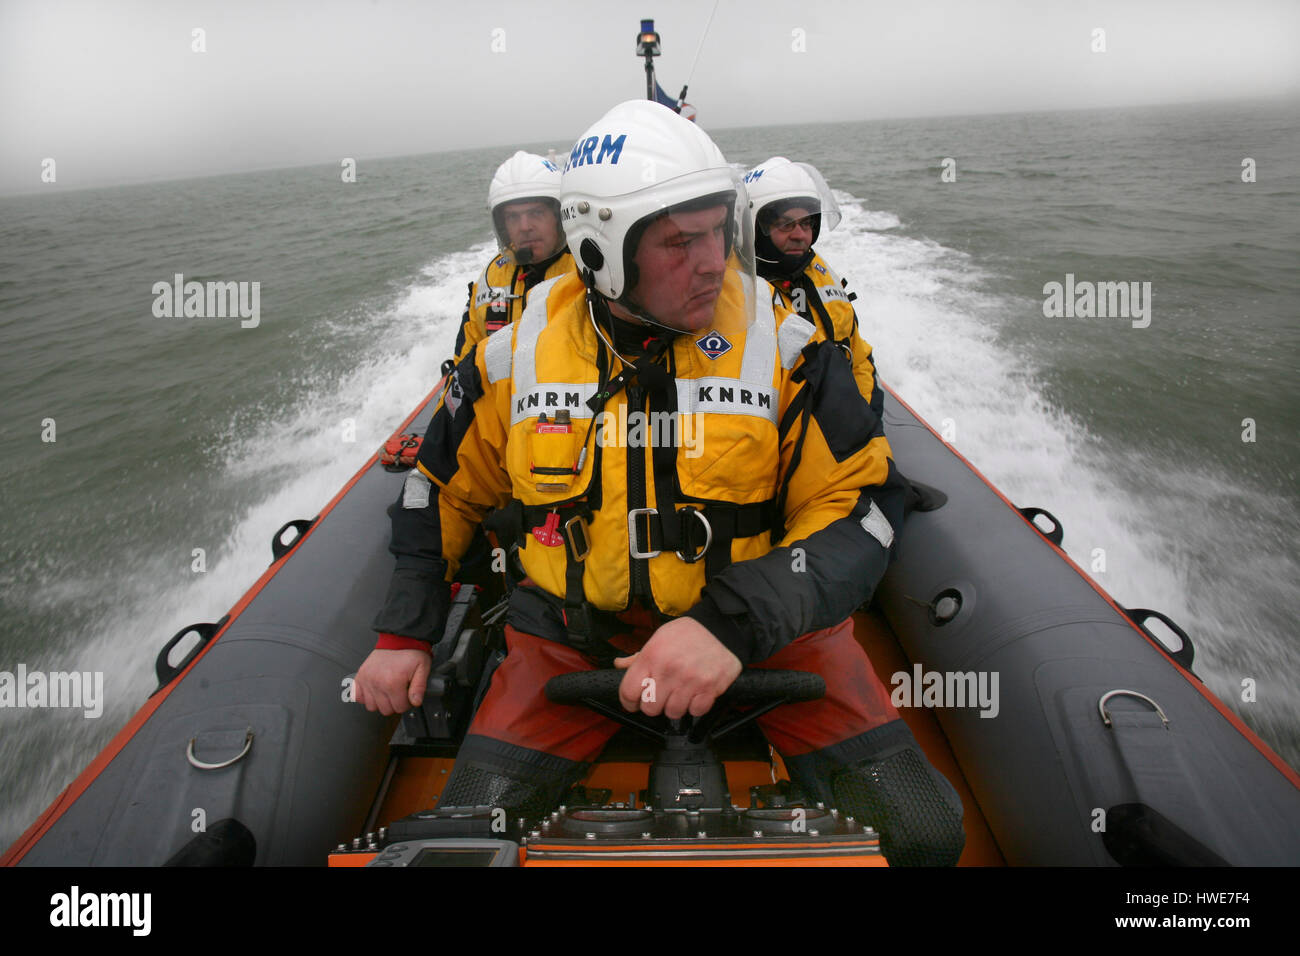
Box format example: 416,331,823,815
364,607,1006,866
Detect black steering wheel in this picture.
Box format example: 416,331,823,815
544,668,825,744
547,668,824,707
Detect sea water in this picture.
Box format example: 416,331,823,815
1,97,1296,848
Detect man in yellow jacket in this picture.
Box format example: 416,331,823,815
451,150,575,364
747,157,880,412
358,102,964,866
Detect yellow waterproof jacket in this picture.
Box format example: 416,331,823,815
378,271,905,664
767,252,880,413
453,248,575,362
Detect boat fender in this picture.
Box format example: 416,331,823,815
1017,505,1064,546
152,615,228,694
270,517,316,562
1121,607,1197,674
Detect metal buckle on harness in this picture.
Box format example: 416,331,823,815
564,513,591,561
626,507,713,563
628,508,660,559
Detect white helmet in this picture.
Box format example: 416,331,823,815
745,156,841,244
486,151,563,255
561,100,751,318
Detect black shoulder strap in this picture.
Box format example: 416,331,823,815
802,275,839,343
771,348,817,543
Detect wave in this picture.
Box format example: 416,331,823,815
0,242,490,848
820,191,1299,766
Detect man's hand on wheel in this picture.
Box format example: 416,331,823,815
614,617,742,720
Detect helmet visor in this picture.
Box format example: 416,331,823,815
492,197,564,263
753,162,842,238
618,168,756,336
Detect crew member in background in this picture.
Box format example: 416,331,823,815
746,157,880,413
358,102,965,866
452,151,574,364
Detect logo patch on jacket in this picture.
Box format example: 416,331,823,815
495,257,508,268
444,370,464,417
813,263,827,275
696,330,732,360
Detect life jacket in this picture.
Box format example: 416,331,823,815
421,271,896,624
454,248,575,362
767,252,879,405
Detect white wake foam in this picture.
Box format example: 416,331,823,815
820,191,1300,755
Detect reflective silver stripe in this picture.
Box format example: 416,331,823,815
402,470,431,509
483,320,514,383
860,500,895,549
813,258,850,303
675,377,778,424
475,284,519,308
739,279,777,386
777,313,816,369
510,275,564,394
510,382,600,425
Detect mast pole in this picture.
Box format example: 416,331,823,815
636,19,662,103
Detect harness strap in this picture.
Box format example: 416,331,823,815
802,275,854,352
627,500,779,579
771,359,815,544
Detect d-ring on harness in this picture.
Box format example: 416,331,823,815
628,506,713,563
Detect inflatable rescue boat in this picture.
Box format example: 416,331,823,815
5,375,1299,868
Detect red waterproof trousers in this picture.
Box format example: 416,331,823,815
464,614,900,763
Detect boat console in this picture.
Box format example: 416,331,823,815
330,659,884,866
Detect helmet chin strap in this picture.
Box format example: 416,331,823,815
583,271,633,369
581,270,683,374
600,277,689,338
615,296,689,337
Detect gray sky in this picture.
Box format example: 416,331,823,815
2,0,1297,193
